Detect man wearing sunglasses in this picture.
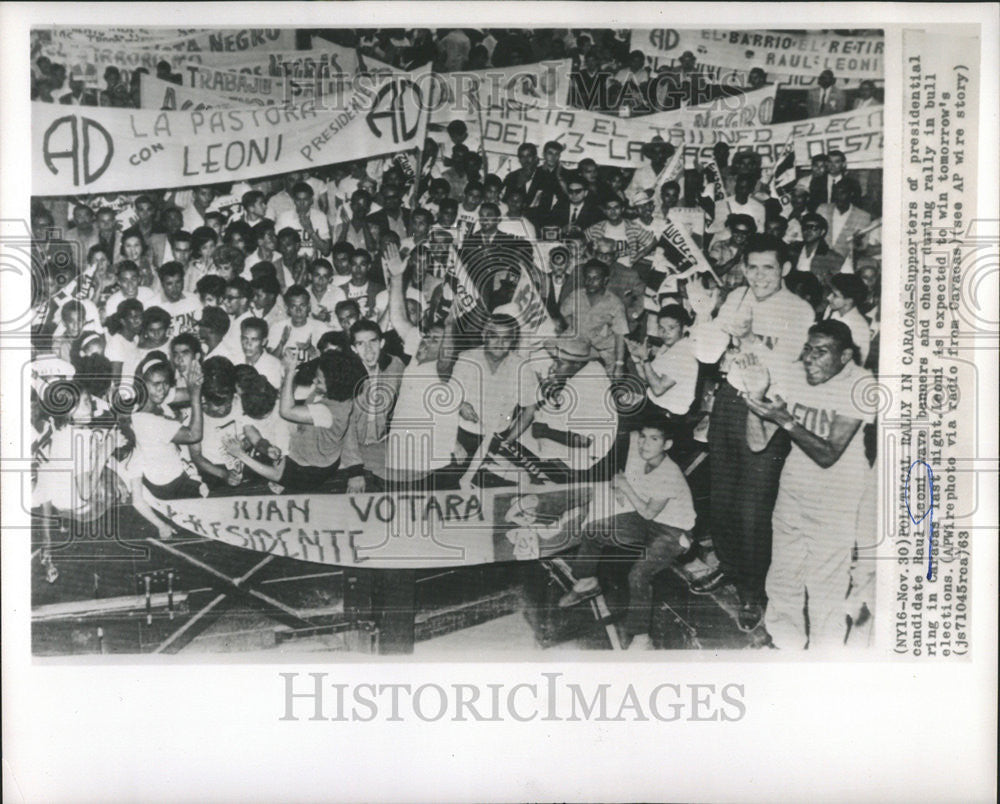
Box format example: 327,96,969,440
787,213,846,293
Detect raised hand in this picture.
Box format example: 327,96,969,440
281,346,299,372
739,355,771,400
383,242,406,278
186,361,203,392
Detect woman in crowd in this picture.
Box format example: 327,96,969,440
120,228,158,290
104,298,145,382
128,353,204,500
222,348,367,493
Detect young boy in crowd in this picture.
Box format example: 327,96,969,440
559,420,696,650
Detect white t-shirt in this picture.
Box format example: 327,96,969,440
711,286,816,392
338,280,384,320
105,333,143,378
131,409,185,485
283,318,331,361
103,286,156,317
772,361,875,510
620,431,696,530
646,338,699,415
600,221,629,261
245,406,292,459
275,208,332,259
198,400,245,470
243,351,283,388
387,357,460,475
158,294,202,336
455,204,480,245
450,348,534,437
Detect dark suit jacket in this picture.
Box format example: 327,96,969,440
365,208,411,238
806,85,846,117
502,166,564,229
546,198,605,234
787,239,845,291
541,272,577,320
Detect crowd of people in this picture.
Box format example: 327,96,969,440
32,27,882,122
30,28,883,651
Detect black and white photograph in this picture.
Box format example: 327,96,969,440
2,4,996,803
24,22,888,657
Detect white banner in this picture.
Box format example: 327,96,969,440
143,70,287,107
145,490,496,569
138,28,296,54
40,38,210,84
43,27,200,45
431,59,572,123
194,43,360,77
679,82,777,127
33,68,430,195
462,100,883,170
638,29,884,81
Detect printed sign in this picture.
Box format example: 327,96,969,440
33,68,430,195
460,101,883,170
639,29,884,81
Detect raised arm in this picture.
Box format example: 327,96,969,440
172,363,204,445
383,242,419,345
278,349,317,425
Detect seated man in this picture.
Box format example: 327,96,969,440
558,420,696,650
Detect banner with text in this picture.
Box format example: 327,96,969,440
141,71,277,109
144,485,597,568
193,42,360,77
145,490,497,569
679,81,777,127
431,59,572,122
138,28,295,54
465,101,882,170
638,29,884,82
33,68,430,195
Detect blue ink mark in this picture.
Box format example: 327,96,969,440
904,460,935,581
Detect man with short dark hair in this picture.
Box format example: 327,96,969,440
807,70,845,117
197,306,239,362
787,212,846,291
796,153,832,212
275,182,332,258
818,180,872,257
219,277,254,356
366,184,411,243
584,195,655,267
742,319,874,649
559,259,629,378
156,261,201,336
501,143,562,229
342,319,405,491
548,172,605,235
250,274,288,334
692,234,816,632
459,202,533,310
239,317,283,388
